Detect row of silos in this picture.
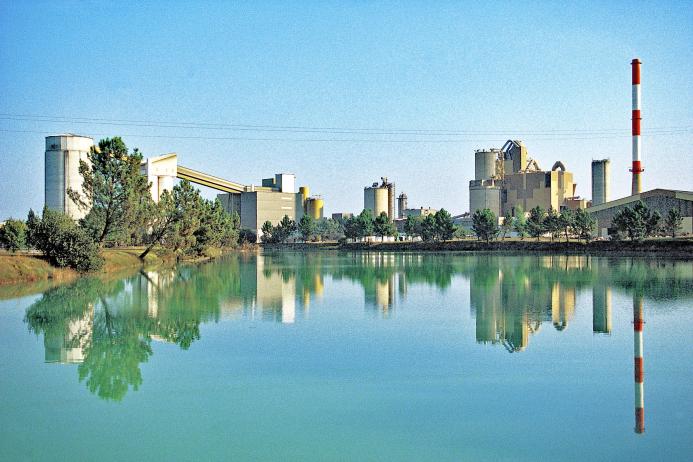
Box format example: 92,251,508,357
300,185,324,219
364,177,395,218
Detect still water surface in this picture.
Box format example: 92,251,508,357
0,252,691,461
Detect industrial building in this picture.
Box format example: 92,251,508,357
332,212,353,221
586,189,693,238
44,134,94,220
44,134,322,240
396,192,437,219
364,177,395,218
468,140,584,218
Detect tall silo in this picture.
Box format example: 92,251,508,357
591,159,610,206
364,184,388,217
45,134,93,220
397,193,408,218
475,149,497,180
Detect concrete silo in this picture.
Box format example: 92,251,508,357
45,134,93,220
475,149,498,181
364,178,394,218
591,159,610,206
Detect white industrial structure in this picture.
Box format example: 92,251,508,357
140,153,177,201
44,134,94,220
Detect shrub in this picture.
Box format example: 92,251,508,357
27,208,103,272
0,218,27,252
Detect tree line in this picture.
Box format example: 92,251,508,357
0,137,242,272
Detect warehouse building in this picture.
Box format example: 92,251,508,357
586,189,693,238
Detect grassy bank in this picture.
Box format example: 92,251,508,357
0,248,170,287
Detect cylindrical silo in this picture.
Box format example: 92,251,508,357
364,186,388,217
591,159,610,206
306,198,324,219
45,134,94,220
475,149,497,181
299,186,309,212
397,193,408,219
469,183,501,217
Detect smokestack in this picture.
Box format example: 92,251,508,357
631,59,643,195
633,294,645,434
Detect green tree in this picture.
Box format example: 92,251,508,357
139,190,178,259
298,215,316,242
513,206,527,240
67,137,153,245
356,209,375,238
558,208,575,242
612,201,660,241
500,210,513,240
163,180,204,253
572,208,595,242
527,206,546,241
261,220,275,243
663,208,683,238
315,218,343,241
543,207,562,242
0,218,27,252
471,208,499,243
273,215,297,243
404,215,422,239
374,212,397,240
420,214,438,242
343,216,361,240
26,207,103,272
434,209,456,241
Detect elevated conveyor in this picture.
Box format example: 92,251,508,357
177,165,247,194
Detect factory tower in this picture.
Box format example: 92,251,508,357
631,59,643,195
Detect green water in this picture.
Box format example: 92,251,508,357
0,252,691,461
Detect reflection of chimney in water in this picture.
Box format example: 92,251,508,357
633,294,645,434
592,286,612,334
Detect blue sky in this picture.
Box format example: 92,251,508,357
1,1,691,218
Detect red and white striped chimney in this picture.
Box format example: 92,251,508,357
631,59,643,195
633,295,645,434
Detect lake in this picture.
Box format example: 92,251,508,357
1,252,691,461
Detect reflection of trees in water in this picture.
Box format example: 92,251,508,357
24,262,247,401
23,253,693,400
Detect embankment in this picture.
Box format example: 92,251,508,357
0,249,169,287
338,239,693,257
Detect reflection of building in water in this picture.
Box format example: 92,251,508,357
633,294,645,434
592,286,612,334
361,253,400,316
551,283,576,331
471,269,531,352
364,275,396,316
44,304,93,363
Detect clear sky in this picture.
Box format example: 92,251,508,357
1,1,691,219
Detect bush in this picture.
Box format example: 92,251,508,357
0,218,27,252
27,208,104,272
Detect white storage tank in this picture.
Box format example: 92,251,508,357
45,134,93,220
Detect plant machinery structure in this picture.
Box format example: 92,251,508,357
44,134,324,241
468,140,584,218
